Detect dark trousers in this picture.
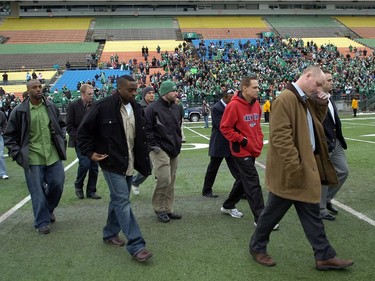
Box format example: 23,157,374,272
75,146,99,196
353,108,357,117
264,112,270,123
202,156,241,196
232,156,264,222
250,192,337,261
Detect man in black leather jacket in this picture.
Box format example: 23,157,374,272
77,75,153,263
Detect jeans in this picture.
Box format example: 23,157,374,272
203,115,209,128
0,134,7,177
131,172,147,187
24,160,65,228
131,160,152,187
102,170,146,255
75,146,99,196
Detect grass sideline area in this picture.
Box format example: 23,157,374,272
0,113,374,281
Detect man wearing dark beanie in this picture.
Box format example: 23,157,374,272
140,86,155,109
131,86,155,195
145,80,182,223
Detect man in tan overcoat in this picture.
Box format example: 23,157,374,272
249,66,354,271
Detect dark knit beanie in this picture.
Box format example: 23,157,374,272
142,86,154,98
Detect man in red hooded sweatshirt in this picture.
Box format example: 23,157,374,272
221,76,278,230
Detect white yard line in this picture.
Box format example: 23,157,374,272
346,138,375,144
0,158,78,224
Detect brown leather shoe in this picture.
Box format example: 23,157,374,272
250,248,276,267
133,248,153,262
104,236,125,247
37,225,51,235
316,257,354,270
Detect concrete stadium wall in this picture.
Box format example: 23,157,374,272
13,1,375,17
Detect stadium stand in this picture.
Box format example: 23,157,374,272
52,69,130,91
178,16,271,39
335,16,375,38
91,17,177,41
264,16,353,38
0,17,92,43
0,42,99,70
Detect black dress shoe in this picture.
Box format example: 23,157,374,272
203,193,218,198
326,203,338,214
156,212,170,223
321,213,336,221
88,193,101,199
75,190,84,199
168,213,182,220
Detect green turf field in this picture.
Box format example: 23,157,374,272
1,113,374,281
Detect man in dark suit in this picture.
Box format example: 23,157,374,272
202,90,244,218
66,84,100,199
320,70,349,221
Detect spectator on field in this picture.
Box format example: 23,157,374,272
145,80,182,223
221,77,278,228
202,89,236,198
4,79,66,235
202,100,210,128
351,97,358,117
0,110,8,179
131,86,155,196
77,75,153,262
66,84,101,200
319,70,349,221
262,98,271,123
249,66,353,270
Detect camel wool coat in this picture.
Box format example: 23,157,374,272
265,84,338,203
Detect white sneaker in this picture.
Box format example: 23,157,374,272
2,175,9,180
254,222,279,231
220,207,243,218
132,185,140,195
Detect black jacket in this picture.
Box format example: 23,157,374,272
66,98,87,148
4,96,66,169
0,111,6,135
77,93,151,176
323,98,347,152
209,100,231,158
144,97,182,158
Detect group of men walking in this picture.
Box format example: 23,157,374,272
3,76,183,263
201,66,353,270
3,65,354,269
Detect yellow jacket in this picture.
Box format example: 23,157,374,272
263,100,271,113
351,99,358,109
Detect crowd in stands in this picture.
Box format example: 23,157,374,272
70,36,374,108
4,36,373,111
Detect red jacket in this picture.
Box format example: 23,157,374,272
220,94,264,158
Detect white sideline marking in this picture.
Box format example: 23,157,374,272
346,138,375,144
0,158,78,224
332,199,375,226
